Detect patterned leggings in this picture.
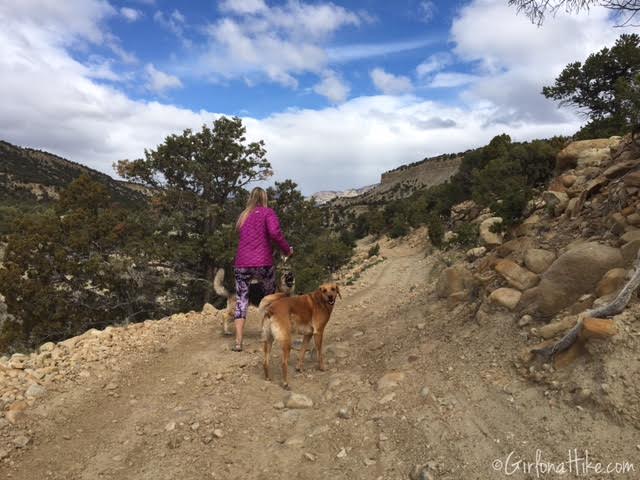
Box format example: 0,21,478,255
234,266,276,320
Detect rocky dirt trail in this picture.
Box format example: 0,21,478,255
1,235,639,479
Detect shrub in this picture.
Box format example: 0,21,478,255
427,215,445,248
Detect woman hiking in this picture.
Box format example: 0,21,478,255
232,187,293,352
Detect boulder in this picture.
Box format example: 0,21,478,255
609,212,628,236
435,265,476,299
450,200,480,221
542,191,569,216
519,242,624,317
621,240,640,265
596,268,627,298
555,138,619,172
623,171,640,188
479,217,503,247
496,237,537,260
603,160,640,179
621,230,640,243
560,174,577,187
466,246,487,260
488,288,522,310
495,260,539,291
523,248,556,274
626,213,640,227
516,214,541,236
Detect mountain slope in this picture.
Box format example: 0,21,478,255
0,140,147,206
328,153,462,210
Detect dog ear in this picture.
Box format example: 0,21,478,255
336,285,342,299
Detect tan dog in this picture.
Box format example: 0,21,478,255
214,268,295,335
260,283,341,389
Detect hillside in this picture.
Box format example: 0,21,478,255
0,140,147,206
327,153,462,212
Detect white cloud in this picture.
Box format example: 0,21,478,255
219,0,268,15
313,71,350,103
0,0,116,45
328,37,435,63
429,72,479,88
191,1,363,87
416,52,452,78
449,0,636,123
120,7,142,22
418,1,437,23
145,64,182,93
370,68,414,95
153,9,186,37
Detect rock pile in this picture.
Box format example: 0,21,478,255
434,134,640,357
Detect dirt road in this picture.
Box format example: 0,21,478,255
2,240,639,479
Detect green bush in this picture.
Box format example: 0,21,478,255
450,222,478,248
368,243,380,257
427,215,445,248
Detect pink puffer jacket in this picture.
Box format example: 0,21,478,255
234,207,292,267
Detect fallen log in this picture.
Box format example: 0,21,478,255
532,249,640,360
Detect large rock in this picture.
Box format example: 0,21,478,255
435,265,476,299
496,237,537,260
621,240,640,265
555,138,619,172
495,260,539,291
623,171,640,188
621,230,640,243
523,248,556,274
488,288,522,310
479,217,503,247
596,268,627,298
542,191,569,216
519,242,624,317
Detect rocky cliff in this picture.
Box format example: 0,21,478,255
329,154,461,209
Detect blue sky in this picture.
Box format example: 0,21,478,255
0,0,632,194
96,0,459,115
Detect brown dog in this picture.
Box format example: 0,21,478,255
260,283,341,389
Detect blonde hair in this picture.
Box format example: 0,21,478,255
236,187,268,229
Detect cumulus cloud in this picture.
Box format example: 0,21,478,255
313,71,350,103
145,64,182,93
120,7,142,22
370,68,414,95
190,1,363,86
450,0,635,122
219,0,269,15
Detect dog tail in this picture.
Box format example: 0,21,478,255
213,268,230,298
258,292,287,317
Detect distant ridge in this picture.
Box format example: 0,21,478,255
326,152,463,210
311,185,375,205
0,140,147,206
